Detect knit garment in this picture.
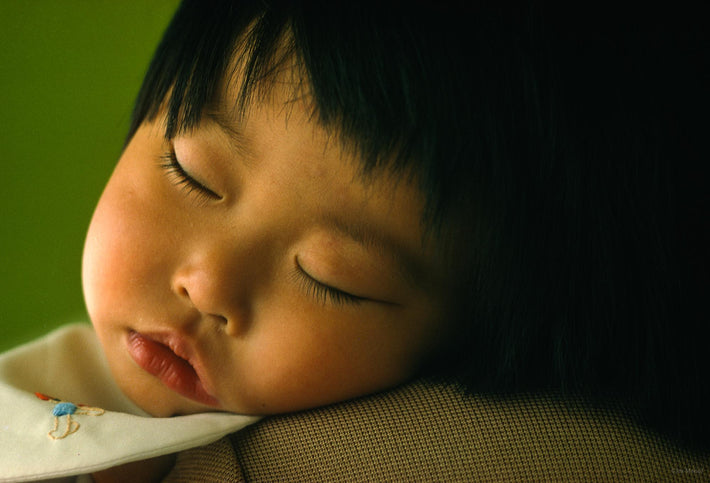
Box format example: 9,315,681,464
228,380,710,481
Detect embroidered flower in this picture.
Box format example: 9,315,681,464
35,392,105,440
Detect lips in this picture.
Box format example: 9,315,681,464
126,331,219,407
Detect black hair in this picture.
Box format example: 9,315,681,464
129,1,474,232
129,2,708,448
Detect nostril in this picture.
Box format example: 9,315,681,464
172,273,234,330
211,313,228,325
176,284,190,300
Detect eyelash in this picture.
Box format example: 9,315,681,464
159,149,221,202
294,260,364,307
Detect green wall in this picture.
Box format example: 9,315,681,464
0,1,179,351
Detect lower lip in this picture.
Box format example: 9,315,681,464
126,331,219,407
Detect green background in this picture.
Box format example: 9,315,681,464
0,2,179,351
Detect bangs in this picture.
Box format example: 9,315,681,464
128,1,257,141
128,1,471,231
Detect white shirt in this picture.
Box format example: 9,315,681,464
0,324,259,482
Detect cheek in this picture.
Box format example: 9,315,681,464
82,171,167,327
83,188,125,322
238,305,428,413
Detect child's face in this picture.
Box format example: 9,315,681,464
82,80,451,417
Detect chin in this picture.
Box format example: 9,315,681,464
116,378,191,417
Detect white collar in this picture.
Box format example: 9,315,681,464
0,324,259,482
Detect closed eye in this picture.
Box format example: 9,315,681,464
159,149,222,202
293,257,365,307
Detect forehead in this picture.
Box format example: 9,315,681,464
206,35,403,179
194,61,446,291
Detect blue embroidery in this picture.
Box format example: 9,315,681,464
35,392,104,440
53,402,78,417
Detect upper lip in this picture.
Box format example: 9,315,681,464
133,329,219,403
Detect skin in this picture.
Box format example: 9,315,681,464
82,79,452,419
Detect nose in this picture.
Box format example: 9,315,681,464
170,250,252,337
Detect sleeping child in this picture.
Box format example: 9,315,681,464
1,1,706,481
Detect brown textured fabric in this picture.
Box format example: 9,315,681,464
163,437,244,482
227,379,710,481
155,379,709,481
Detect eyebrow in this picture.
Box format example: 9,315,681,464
324,214,433,291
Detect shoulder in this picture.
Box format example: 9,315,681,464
229,379,710,480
